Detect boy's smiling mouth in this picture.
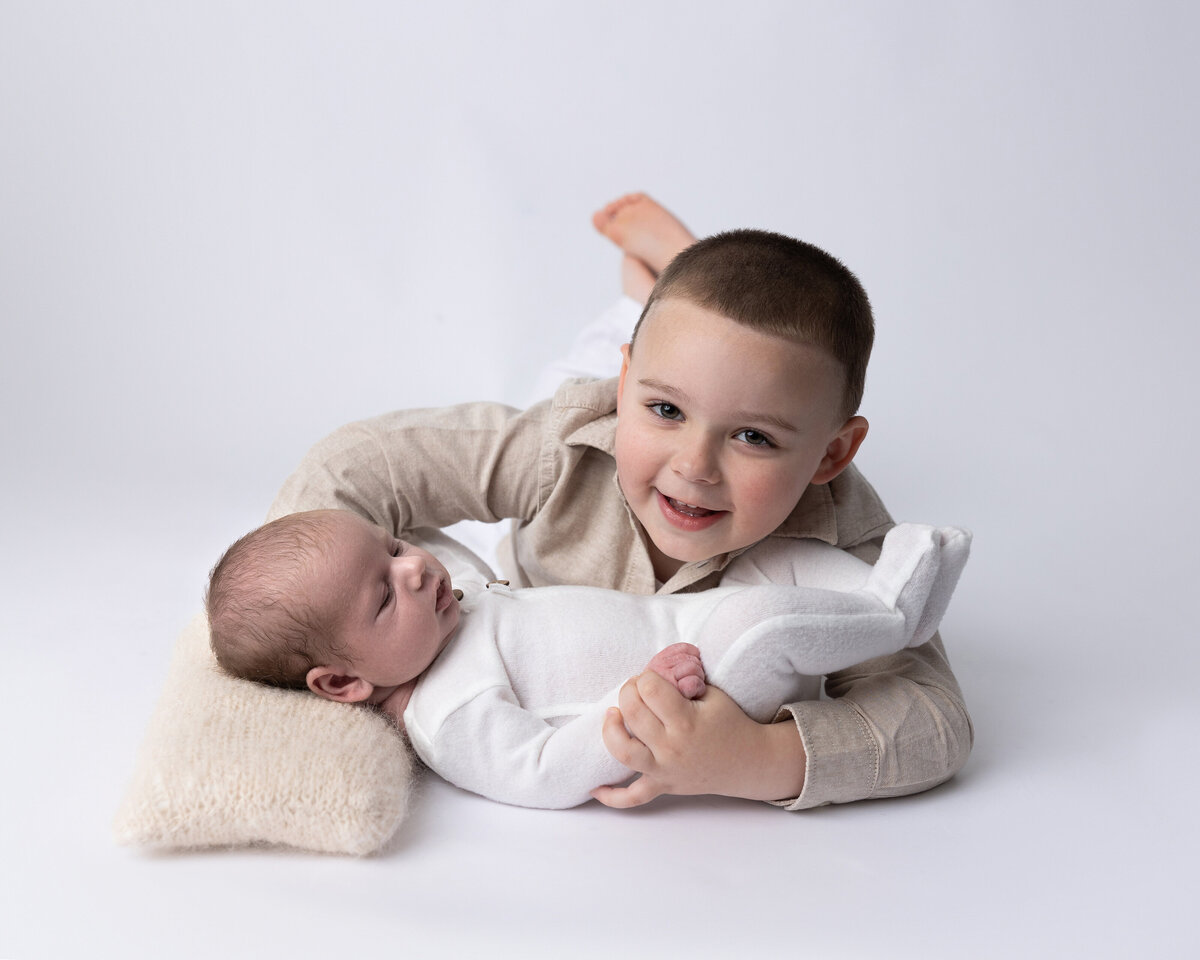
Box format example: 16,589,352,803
656,490,727,529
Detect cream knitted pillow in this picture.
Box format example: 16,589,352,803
114,612,417,856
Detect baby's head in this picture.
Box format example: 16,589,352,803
207,509,460,706
615,229,875,580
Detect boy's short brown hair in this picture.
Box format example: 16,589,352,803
634,229,875,420
206,512,347,688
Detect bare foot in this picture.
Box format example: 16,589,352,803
645,642,707,700
592,192,696,276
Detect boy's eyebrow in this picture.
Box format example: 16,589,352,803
637,377,800,434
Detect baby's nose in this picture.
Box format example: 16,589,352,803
397,554,427,588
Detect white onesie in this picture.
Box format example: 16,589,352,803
402,523,970,809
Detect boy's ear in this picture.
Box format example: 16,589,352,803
306,666,374,704
616,343,632,410
811,416,869,485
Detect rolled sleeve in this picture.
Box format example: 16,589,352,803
763,529,973,810
773,698,879,809
771,632,974,809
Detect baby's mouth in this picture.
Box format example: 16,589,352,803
435,579,452,611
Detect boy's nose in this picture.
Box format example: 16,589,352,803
671,434,720,484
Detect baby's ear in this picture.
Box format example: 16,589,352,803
306,667,373,704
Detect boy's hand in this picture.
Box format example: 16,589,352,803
592,671,807,808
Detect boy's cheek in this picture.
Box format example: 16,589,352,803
613,430,658,488
728,466,811,539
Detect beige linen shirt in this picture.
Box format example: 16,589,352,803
268,377,973,809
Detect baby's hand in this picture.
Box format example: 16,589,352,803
645,642,706,699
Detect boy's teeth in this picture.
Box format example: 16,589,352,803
668,497,713,517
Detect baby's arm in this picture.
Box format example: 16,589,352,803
406,684,637,809
644,642,706,699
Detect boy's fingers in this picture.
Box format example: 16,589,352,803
600,707,656,771
618,676,667,743
634,670,692,725
591,776,665,809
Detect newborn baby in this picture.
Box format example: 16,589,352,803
207,510,970,808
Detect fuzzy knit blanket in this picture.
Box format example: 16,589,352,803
114,611,417,856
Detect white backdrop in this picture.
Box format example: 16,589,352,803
2,2,1198,957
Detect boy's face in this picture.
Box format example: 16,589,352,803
615,297,857,580
309,512,460,688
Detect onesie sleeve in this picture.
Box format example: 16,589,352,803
773,535,974,810
265,398,550,534
405,684,632,810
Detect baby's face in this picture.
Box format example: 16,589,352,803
308,512,460,688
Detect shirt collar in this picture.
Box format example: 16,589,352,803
564,412,618,456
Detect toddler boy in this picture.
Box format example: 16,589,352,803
265,194,972,810
208,509,969,809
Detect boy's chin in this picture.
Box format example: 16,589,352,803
647,532,725,571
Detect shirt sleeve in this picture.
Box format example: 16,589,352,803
265,398,551,534
772,535,975,809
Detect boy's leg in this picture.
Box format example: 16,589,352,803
592,192,697,302
620,255,656,306
523,193,699,404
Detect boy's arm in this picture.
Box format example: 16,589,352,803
779,630,971,808
780,534,973,808
594,676,807,806
595,637,970,809
594,536,973,809
265,398,548,532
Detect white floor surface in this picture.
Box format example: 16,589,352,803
2,3,1198,957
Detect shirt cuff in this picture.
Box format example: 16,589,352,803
769,699,879,810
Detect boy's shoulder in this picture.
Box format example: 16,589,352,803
551,376,618,414
548,377,620,454
776,464,894,550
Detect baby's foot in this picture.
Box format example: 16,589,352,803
866,524,972,647
645,642,707,699
592,192,696,275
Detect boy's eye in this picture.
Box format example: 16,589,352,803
735,428,774,448
649,402,683,421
